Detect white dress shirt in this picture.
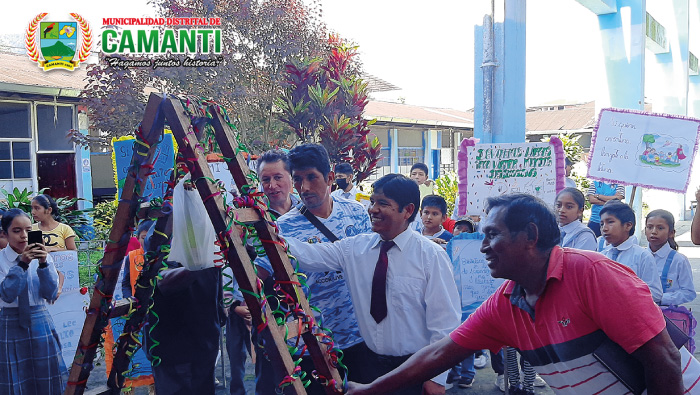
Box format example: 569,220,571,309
0,247,59,307
331,185,370,209
285,227,461,386
600,236,663,303
330,185,360,201
649,242,696,306
559,221,597,251
451,194,461,220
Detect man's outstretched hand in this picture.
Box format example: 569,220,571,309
345,380,445,395
345,381,370,394
421,380,445,395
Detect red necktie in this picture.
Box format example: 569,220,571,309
370,240,395,323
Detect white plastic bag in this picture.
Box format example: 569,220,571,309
169,173,217,270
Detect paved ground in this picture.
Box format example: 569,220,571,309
85,220,700,394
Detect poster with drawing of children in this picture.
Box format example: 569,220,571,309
588,108,700,193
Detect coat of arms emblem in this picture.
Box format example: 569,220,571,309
25,13,93,71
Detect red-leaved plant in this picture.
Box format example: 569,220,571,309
276,35,381,183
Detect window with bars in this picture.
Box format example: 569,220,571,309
0,102,31,139
0,102,33,181
0,141,32,179
398,147,423,175
367,148,391,181
37,104,74,151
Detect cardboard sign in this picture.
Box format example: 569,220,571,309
208,160,239,203
588,108,700,193
455,138,565,216
46,251,89,367
110,262,153,378
446,232,504,316
111,131,177,200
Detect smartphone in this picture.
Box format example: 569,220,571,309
28,230,44,246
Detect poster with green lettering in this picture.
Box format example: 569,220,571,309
455,138,565,216
587,108,700,193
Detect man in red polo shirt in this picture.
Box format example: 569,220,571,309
348,193,687,395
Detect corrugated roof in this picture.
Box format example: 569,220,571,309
525,101,597,132
0,52,86,94
364,100,474,129
362,73,400,93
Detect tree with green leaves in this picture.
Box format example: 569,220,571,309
541,132,584,164
276,36,381,183
542,132,590,194
643,134,656,149
81,0,328,153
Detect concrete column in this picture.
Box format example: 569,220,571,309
596,0,647,235
75,111,93,211
436,131,443,179
691,0,700,117
690,75,700,118
423,129,431,175
389,128,399,173
596,0,647,111
474,0,526,144
647,0,689,115
645,0,690,219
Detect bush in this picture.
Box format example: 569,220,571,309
91,200,117,241
435,172,458,217
0,187,93,239
0,187,33,213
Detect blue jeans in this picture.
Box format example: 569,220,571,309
450,353,475,380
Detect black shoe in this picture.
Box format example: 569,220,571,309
458,377,474,388
446,372,459,385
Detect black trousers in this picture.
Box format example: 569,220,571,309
361,344,423,395
152,357,217,395
298,341,367,394
256,341,367,394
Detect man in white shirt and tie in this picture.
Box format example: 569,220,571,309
284,173,461,395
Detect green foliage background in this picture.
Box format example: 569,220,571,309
0,188,93,239
435,173,459,217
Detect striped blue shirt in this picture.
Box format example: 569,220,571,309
256,196,371,349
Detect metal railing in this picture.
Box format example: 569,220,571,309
76,240,106,291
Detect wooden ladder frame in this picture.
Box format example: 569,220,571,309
66,93,342,395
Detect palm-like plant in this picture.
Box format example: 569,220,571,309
276,36,381,183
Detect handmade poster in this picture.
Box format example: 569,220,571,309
587,108,700,193
46,251,89,366
111,130,177,200
208,160,238,202
455,138,565,216
446,232,504,315
109,264,153,378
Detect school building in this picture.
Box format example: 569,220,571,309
363,101,474,180
0,52,92,209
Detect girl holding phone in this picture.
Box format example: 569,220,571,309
0,209,66,393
